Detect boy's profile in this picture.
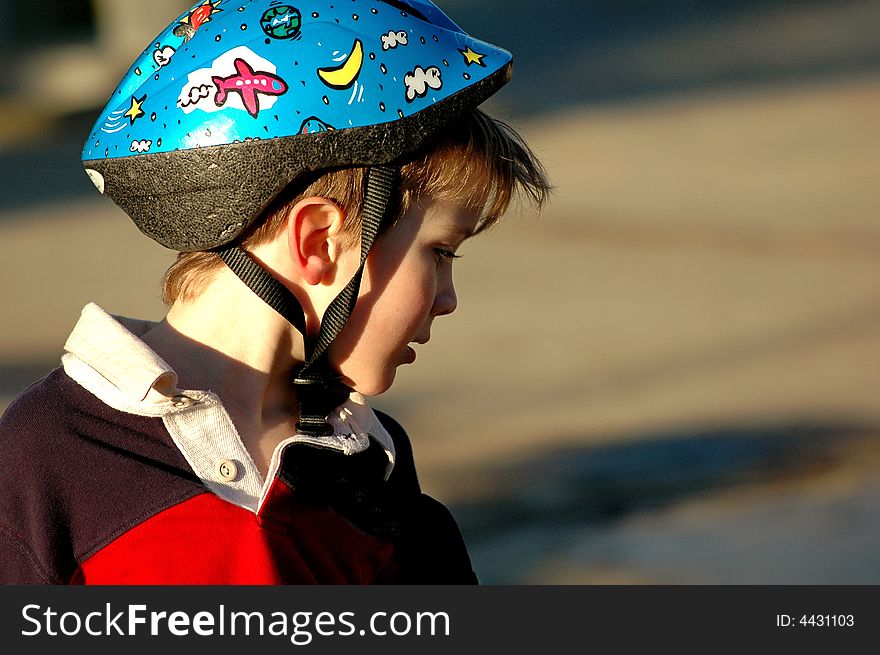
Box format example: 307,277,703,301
0,0,548,584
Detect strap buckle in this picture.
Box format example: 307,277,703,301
293,375,349,437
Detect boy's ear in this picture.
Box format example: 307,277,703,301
285,197,346,286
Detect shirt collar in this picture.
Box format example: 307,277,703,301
63,302,177,403
62,302,396,478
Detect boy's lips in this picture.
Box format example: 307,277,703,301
403,336,429,363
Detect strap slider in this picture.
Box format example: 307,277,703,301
293,374,349,437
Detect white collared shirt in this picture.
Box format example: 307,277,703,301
61,303,395,514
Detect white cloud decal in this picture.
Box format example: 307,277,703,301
381,30,408,51
179,84,213,109
153,46,175,67
130,139,153,153
404,66,442,102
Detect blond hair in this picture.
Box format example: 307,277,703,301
162,109,550,305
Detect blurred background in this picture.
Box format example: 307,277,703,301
1,0,879,583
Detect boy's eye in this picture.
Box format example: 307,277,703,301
434,248,462,263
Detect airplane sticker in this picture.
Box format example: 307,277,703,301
178,46,287,118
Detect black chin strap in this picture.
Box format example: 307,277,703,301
216,246,307,334
218,166,398,436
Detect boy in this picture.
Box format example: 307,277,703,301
0,0,549,583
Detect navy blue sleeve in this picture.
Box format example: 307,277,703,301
0,525,55,584
374,410,479,584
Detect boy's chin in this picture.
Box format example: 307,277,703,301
346,370,397,398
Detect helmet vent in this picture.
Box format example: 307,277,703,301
378,1,429,22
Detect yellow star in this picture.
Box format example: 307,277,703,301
459,46,487,68
124,95,146,125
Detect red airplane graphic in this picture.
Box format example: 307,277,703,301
212,58,288,118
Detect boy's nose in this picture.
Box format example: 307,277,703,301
432,280,458,317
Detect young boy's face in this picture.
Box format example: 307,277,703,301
328,198,480,396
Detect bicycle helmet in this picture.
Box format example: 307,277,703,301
82,0,511,249
82,0,514,434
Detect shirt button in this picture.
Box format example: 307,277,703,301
216,459,239,482
171,394,195,408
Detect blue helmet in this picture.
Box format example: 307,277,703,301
82,0,513,252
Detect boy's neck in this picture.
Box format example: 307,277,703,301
141,266,307,475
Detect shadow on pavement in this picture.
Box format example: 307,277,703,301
0,112,97,212
453,422,880,583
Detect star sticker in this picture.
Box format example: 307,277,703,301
124,95,147,125
459,46,487,67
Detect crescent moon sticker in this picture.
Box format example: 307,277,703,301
317,39,364,90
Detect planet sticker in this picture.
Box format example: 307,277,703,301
261,5,302,40
299,116,334,134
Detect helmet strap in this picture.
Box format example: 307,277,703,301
217,165,398,436
217,245,307,334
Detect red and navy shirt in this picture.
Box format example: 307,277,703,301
0,304,476,584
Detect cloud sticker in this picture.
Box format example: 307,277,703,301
153,46,175,68
404,66,442,102
179,84,213,110
381,30,408,51
130,139,153,153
